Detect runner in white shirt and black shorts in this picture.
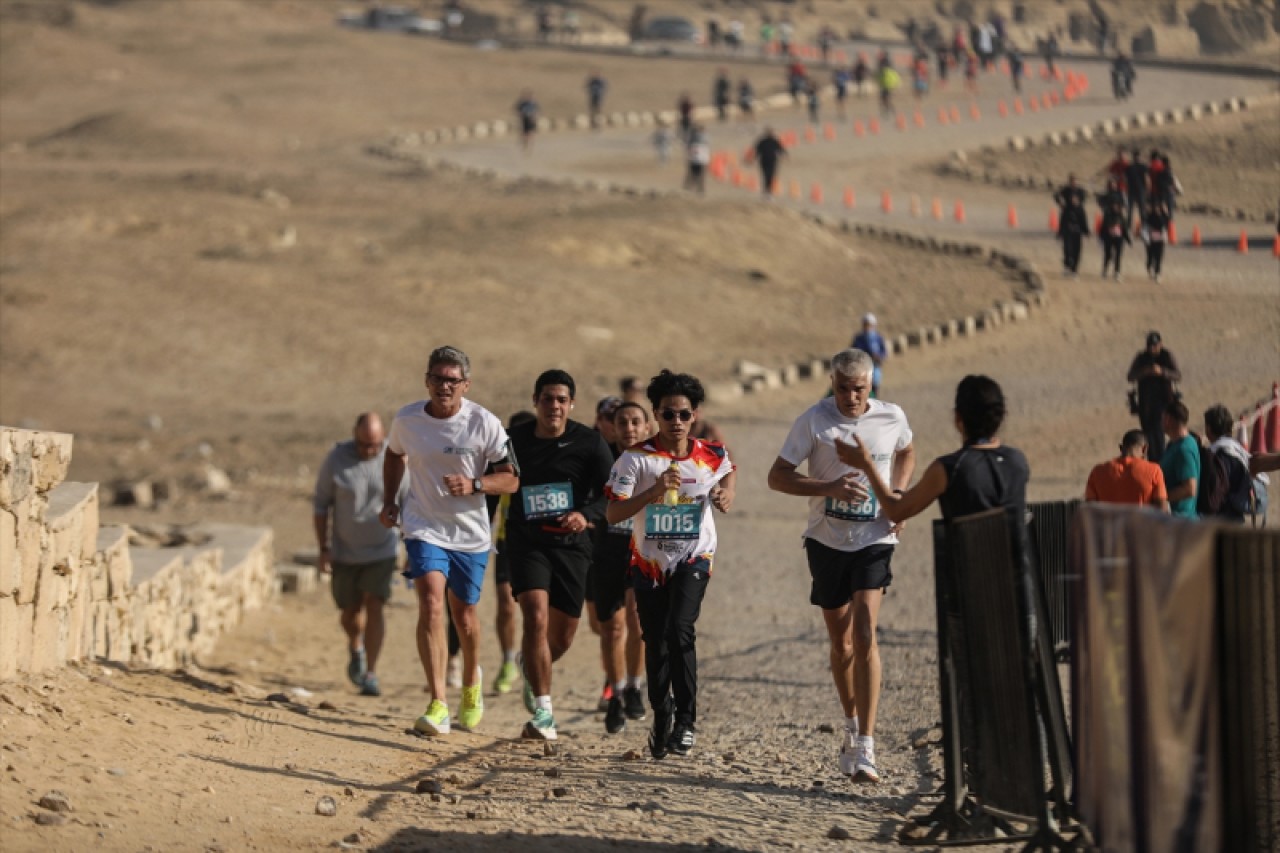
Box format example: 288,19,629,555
767,348,915,784
381,346,519,737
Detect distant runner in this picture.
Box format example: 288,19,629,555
515,90,539,151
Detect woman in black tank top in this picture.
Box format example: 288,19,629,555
834,375,1028,525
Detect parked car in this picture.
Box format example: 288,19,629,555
638,16,700,44
337,6,441,35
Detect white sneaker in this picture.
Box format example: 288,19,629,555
852,738,881,784
446,655,462,689
838,730,859,775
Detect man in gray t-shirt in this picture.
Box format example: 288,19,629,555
314,412,406,696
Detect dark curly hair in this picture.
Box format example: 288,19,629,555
646,369,705,410
534,369,576,400
955,375,1006,443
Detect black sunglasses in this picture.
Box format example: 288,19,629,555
660,408,694,422
427,373,465,388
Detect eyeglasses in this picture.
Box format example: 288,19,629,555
427,373,465,388
660,408,694,423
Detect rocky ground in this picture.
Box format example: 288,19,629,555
1,2,1278,851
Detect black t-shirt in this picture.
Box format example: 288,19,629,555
1127,349,1180,407
755,136,785,165
506,420,614,547
936,445,1030,525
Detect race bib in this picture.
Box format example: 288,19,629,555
608,516,635,535
825,494,879,522
521,483,573,520
644,503,702,540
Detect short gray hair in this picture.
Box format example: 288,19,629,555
831,348,873,378
427,345,471,380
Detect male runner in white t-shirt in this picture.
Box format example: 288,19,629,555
767,348,915,783
381,346,519,736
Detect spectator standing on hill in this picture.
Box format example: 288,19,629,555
851,314,888,398
833,66,851,118
1009,48,1025,92
752,127,787,197
1058,193,1089,277
586,72,607,127
1142,200,1171,282
1085,429,1168,510
1160,400,1200,519
314,412,407,698
1099,198,1131,281
1126,331,1181,459
515,91,539,152
713,69,732,121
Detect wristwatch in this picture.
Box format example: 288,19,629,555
472,478,484,495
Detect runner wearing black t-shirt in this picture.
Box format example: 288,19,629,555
753,128,787,197
507,370,615,741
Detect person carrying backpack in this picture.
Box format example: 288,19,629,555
1202,404,1254,523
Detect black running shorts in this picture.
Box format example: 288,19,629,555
506,534,592,619
804,539,894,610
591,533,632,621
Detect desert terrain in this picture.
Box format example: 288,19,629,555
1,1,1278,851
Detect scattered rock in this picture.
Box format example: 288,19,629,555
318,701,337,711
37,791,72,813
622,749,643,761
416,779,443,795
265,693,290,703
107,768,126,777
315,796,337,817
721,752,736,763
289,687,313,700
817,723,835,734
828,825,852,840
551,787,570,798
343,832,361,843
747,269,769,281
35,812,67,827
543,742,557,757
343,787,355,798
543,768,562,778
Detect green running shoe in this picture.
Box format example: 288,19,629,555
413,699,450,736
493,660,518,695
517,653,536,713
521,708,557,741
457,670,484,732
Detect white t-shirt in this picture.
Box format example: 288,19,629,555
777,397,913,552
605,438,735,585
387,398,511,554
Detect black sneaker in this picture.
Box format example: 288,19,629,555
604,696,627,734
622,687,646,721
649,704,673,760
667,723,696,756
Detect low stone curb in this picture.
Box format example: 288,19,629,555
944,92,1280,223
366,142,1048,405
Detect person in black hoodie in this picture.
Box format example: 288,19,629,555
1143,200,1170,282
1124,149,1148,226
1058,193,1090,276
1100,198,1132,281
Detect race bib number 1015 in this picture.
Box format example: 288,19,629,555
644,503,702,540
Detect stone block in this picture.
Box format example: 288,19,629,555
0,506,16,597
941,319,959,338
1078,125,1094,141
1011,302,1030,321
0,594,17,678
97,526,132,600
30,601,68,673
1148,111,1165,126
490,119,508,136
572,114,590,129
1205,101,1221,115
892,335,909,355
471,122,489,139
1226,97,1242,112
276,564,318,596
906,328,929,347
12,601,33,674
65,587,89,661
959,316,978,336
0,428,74,510
977,309,1000,330
780,364,801,385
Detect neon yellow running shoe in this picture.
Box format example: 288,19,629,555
493,660,518,694
413,699,450,736
457,670,484,732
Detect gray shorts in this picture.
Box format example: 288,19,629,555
330,557,397,611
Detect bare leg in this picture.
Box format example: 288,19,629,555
624,590,644,679
414,573,449,702
340,606,364,652
448,589,481,687
363,594,385,674
518,590,553,695
599,609,626,685
850,589,884,735
547,608,580,663
821,604,857,718
496,581,517,654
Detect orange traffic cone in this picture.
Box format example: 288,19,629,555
823,123,836,140
1049,208,1060,231
998,100,1009,117
931,197,943,220
914,110,925,127
1238,230,1249,253
843,187,856,209
1273,234,1280,257
1167,221,1178,245
1014,98,1025,115
954,200,966,223
895,113,907,131
1007,204,1019,228
810,183,824,204
869,117,881,135
938,107,950,125
1191,225,1202,247
969,102,981,120
854,119,866,137
731,169,743,187
880,190,892,213
1029,97,1040,113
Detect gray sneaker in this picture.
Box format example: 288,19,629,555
347,648,367,687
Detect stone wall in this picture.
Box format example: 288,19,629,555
0,426,275,679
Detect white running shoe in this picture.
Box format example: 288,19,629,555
446,655,462,689
852,738,881,784
839,730,859,776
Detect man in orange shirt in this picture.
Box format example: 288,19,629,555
1085,429,1169,510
